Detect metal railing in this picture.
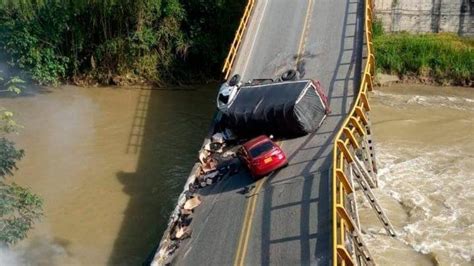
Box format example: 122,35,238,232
223,0,377,263
221,0,255,79
331,0,375,265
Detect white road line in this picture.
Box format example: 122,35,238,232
241,0,270,79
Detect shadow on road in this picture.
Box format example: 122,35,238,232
257,0,364,264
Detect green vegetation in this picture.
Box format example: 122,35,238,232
0,0,244,85
0,74,43,246
0,0,245,248
373,22,474,85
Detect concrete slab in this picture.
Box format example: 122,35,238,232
171,0,365,264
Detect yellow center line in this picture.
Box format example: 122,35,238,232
238,176,266,265
234,192,251,265
233,141,283,266
234,186,255,265
233,2,313,263
234,171,267,266
296,0,314,65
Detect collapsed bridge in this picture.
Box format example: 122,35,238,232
152,0,395,265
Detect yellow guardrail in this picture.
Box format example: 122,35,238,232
222,0,255,79
332,0,375,265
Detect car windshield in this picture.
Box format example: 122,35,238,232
249,141,274,158
218,93,229,104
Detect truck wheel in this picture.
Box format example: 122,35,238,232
229,74,241,86
281,70,298,81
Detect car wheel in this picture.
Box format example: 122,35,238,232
228,74,241,86
281,69,298,81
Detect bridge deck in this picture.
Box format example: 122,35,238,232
173,0,364,264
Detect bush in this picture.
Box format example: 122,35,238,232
0,138,43,246
0,0,245,85
0,75,43,246
0,0,187,85
372,19,384,38
0,12,69,85
374,32,474,85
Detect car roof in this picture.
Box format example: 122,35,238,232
242,135,272,151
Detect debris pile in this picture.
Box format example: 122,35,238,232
151,130,240,266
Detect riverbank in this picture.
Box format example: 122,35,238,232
373,29,473,86
376,73,473,88
0,1,244,86
364,83,473,265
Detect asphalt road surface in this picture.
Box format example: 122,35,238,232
173,0,364,264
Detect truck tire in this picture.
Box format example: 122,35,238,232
281,70,298,81
229,74,241,86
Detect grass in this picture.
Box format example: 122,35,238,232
373,23,474,85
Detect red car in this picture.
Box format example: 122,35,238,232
239,135,288,178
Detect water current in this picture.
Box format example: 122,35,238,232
0,85,216,265
365,84,473,265
0,83,472,265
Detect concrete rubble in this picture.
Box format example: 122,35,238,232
151,127,241,266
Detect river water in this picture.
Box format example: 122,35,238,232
0,83,472,265
365,84,474,265
0,85,216,265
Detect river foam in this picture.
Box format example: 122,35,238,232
365,85,474,265
373,90,474,112
376,143,473,264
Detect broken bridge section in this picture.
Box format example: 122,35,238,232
152,0,396,265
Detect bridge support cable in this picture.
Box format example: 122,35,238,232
332,0,397,264
347,164,361,230
351,230,376,266
352,157,396,237
363,114,378,187
353,152,376,189
360,136,377,188
335,175,375,266
347,164,373,266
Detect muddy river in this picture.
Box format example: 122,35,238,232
0,85,216,265
0,83,472,265
366,84,473,265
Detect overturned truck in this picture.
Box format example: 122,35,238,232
221,79,330,138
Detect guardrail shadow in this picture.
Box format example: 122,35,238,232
259,129,336,265
257,0,364,264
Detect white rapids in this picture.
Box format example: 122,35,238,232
360,84,473,266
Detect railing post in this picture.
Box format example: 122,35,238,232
332,0,393,264
222,0,255,79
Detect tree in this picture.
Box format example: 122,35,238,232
0,74,43,246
